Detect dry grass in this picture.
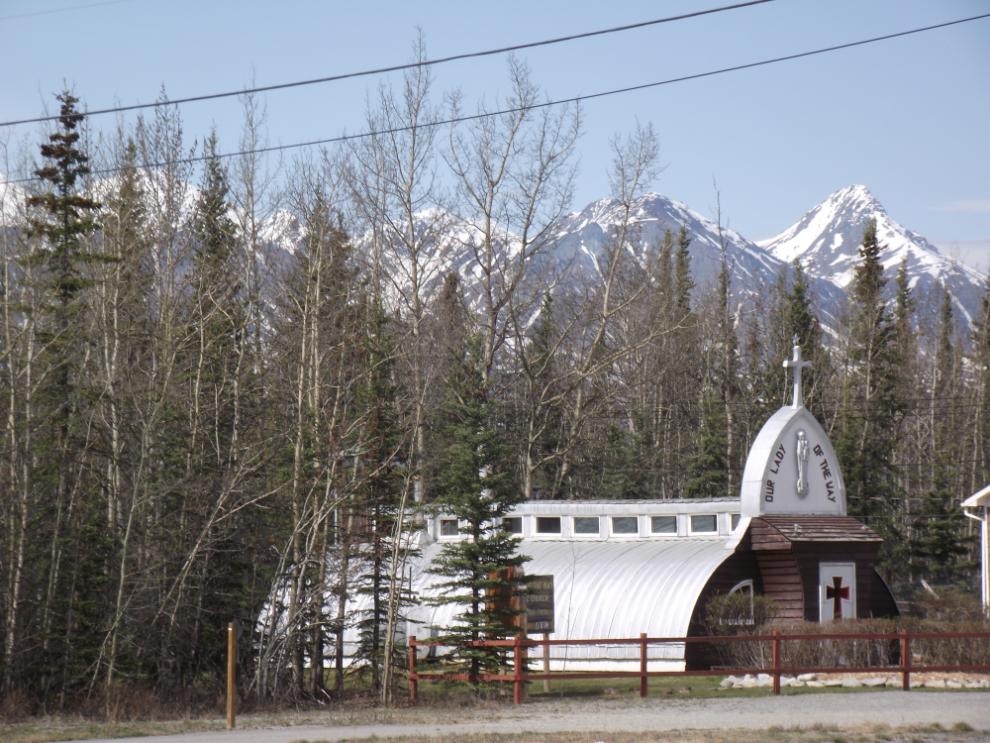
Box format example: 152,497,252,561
282,730,988,743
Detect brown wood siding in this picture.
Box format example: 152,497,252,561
754,551,804,620
791,543,881,621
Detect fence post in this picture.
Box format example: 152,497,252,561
772,631,781,696
900,629,910,692
409,636,417,703
226,622,236,730
640,633,648,698
543,632,551,693
512,635,525,704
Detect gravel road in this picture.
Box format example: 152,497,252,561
61,691,990,743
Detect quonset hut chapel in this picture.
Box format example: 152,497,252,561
373,342,898,671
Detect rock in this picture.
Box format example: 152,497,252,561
719,677,736,688
924,679,946,689
757,677,773,688
886,678,903,688
806,680,825,688
743,674,756,681
864,677,887,687
781,677,797,687
910,680,923,688
841,677,863,687
946,680,962,689
964,681,982,689
980,679,990,688
740,678,757,688
757,673,771,681
797,673,817,682
823,679,843,687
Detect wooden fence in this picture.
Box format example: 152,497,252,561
408,631,990,704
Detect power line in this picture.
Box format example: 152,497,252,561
0,0,775,129
0,0,136,22
3,11,989,186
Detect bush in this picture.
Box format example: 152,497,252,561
700,591,990,671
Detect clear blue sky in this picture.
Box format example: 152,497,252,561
2,0,988,267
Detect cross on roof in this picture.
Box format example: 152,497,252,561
783,336,811,409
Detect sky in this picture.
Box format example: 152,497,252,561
1,0,988,268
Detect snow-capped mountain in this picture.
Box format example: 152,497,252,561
548,192,846,311
758,185,985,324
0,173,26,225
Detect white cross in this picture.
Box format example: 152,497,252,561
783,336,810,409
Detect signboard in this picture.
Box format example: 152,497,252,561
526,575,554,633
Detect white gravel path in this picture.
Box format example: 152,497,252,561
61,691,990,743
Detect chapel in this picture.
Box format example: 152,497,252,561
407,340,900,671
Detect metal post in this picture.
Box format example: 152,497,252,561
901,629,910,691
512,635,526,704
542,633,551,693
226,622,236,730
640,633,648,698
409,636,417,703
772,631,781,695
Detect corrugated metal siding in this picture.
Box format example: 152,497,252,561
406,536,731,664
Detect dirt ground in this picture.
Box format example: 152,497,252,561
3,687,988,743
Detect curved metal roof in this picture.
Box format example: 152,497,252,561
407,535,730,661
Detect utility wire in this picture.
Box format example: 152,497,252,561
0,0,773,128
0,0,136,22
3,11,989,186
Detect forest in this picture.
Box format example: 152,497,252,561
0,56,987,709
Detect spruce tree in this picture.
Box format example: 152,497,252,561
910,285,969,584
673,224,694,320
427,335,527,680
353,300,414,691
603,410,653,499
25,91,118,697
836,218,902,561
682,378,729,498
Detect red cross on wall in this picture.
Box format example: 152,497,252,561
825,575,850,619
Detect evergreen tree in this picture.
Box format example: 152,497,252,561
24,91,117,697
427,335,527,679
673,224,694,319
682,378,729,498
353,300,414,691
836,218,903,562
909,285,969,584
784,260,825,413
603,409,653,499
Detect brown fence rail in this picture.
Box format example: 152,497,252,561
408,630,990,704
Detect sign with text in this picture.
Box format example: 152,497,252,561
526,575,555,633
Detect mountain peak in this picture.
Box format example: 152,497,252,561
759,185,983,324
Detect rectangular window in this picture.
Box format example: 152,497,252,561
690,514,718,534
731,513,741,530
611,516,638,535
535,516,561,534
440,518,459,537
573,516,599,535
503,517,522,534
651,515,677,534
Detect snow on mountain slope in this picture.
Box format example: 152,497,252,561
1,173,26,225
550,192,846,311
758,185,985,324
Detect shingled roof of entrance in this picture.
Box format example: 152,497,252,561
751,515,882,549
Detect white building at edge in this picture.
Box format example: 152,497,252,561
311,342,900,671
